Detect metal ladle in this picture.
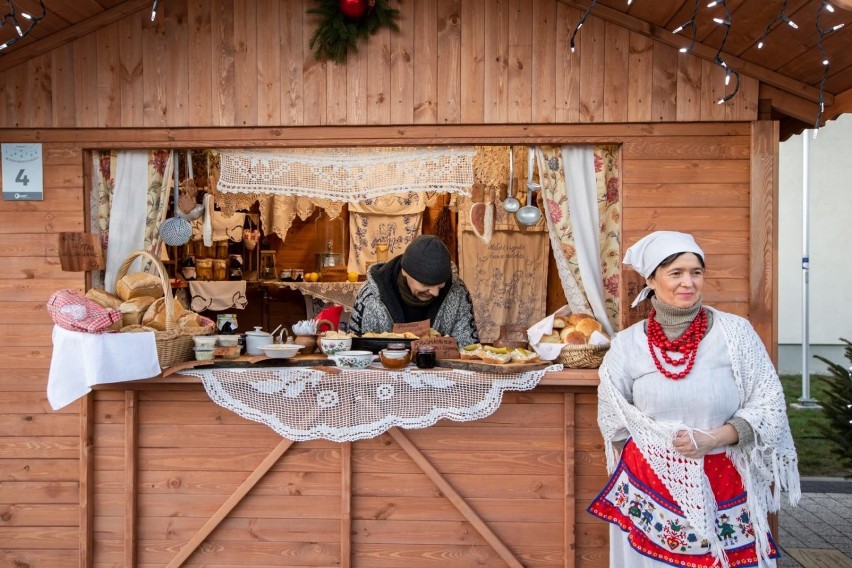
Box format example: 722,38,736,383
502,145,520,213
516,147,543,226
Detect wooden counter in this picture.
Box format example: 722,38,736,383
85,365,607,567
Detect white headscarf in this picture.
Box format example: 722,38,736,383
624,231,704,307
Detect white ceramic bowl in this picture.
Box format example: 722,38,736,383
217,335,240,347
331,350,373,369
319,336,352,355
193,336,217,349
259,344,304,359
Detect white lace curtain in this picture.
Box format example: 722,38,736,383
216,146,476,202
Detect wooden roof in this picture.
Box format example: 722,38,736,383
0,0,849,137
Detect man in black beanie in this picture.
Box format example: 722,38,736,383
349,235,479,347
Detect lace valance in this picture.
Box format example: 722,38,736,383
216,146,476,202
181,364,561,442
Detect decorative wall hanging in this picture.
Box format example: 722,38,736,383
217,146,474,203
308,0,401,63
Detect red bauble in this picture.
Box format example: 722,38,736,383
339,0,369,20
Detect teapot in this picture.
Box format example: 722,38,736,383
244,326,273,356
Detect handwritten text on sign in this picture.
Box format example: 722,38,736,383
412,337,460,360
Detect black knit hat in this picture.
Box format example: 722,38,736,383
400,235,451,285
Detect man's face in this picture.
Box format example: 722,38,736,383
402,269,445,301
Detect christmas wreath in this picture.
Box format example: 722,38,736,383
308,0,401,63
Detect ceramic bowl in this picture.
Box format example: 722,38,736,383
217,335,240,347
319,336,352,355
260,344,304,359
330,350,373,370
193,336,217,349
379,348,411,369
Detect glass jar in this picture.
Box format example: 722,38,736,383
212,259,227,281
415,345,436,369
195,258,213,281
314,212,346,271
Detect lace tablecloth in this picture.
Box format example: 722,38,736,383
181,364,562,442
273,281,363,312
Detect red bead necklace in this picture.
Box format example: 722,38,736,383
646,308,707,380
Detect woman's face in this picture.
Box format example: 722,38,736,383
646,253,705,309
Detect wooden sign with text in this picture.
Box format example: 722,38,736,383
411,336,460,360
58,233,104,272
393,319,430,338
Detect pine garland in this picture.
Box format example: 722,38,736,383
308,0,401,63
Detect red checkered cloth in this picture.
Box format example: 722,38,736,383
47,289,121,334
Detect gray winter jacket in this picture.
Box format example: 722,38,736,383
349,257,480,347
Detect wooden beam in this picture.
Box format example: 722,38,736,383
0,0,152,74
79,394,94,568
749,120,779,363
824,87,852,122
124,391,138,568
387,428,525,568
563,393,576,568
166,437,296,568
340,442,352,568
759,84,820,126
556,0,831,106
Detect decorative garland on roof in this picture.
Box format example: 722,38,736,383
308,0,401,63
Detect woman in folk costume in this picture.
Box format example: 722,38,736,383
587,231,800,567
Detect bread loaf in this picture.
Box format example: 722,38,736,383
141,295,187,330
540,332,562,344
567,312,594,325
119,296,157,327
575,317,603,337
552,316,567,329
562,330,588,345
85,288,122,310
116,272,164,301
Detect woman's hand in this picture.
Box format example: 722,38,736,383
672,424,739,459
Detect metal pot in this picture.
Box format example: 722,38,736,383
245,326,272,356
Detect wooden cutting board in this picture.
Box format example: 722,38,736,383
437,358,552,374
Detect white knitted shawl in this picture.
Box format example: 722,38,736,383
597,308,800,568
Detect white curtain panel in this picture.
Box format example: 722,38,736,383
560,146,614,335
104,150,157,292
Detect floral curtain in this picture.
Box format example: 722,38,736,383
539,145,621,331
91,149,171,288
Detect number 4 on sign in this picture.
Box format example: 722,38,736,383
15,169,29,186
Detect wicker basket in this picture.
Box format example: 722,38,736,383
557,343,609,369
115,250,214,369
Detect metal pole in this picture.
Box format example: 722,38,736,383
800,131,817,405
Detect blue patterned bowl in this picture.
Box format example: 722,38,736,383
330,350,373,369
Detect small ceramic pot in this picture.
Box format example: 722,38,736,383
319,336,352,356
330,350,373,370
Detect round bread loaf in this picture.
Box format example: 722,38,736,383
567,312,594,325
562,330,588,345
575,317,603,337
553,316,567,329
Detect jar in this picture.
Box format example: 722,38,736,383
216,240,229,259
212,259,227,281
196,258,213,281
415,345,436,369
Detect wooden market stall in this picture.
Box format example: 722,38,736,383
1,0,848,566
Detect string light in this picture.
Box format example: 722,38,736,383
673,0,701,53
813,1,845,137
568,0,599,54
0,0,46,51
757,0,799,49
708,0,740,104
151,0,160,22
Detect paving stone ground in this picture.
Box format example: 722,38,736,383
777,483,852,567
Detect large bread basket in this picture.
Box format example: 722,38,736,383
115,249,214,368
556,343,609,369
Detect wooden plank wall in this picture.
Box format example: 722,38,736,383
0,0,757,129
0,0,773,566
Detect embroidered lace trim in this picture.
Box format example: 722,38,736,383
216,146,476,202
181,364,560,442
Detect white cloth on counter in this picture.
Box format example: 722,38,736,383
189,280,248,312
47,326,161,410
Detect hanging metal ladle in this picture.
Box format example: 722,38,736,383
502,145,520,213
516,146,543,226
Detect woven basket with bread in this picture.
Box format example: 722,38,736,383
542,312,610,369
86,250,214,369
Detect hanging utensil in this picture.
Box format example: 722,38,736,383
159,150,193,246
516,146,543,226
503,145,520,213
